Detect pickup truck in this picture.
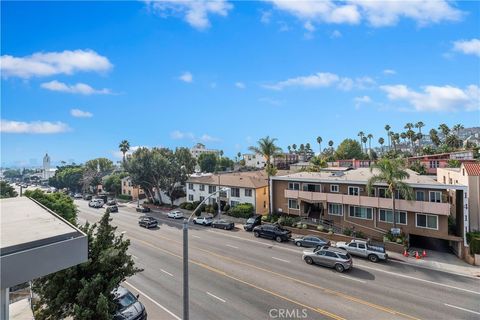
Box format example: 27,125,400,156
335,240,388,263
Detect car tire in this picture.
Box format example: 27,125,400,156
224,226,227,230
193,221,197,224
295,241,302,247
305,257,313,265
254,231,260,238
275,236,282,243
335,264,345,273
368,254,379,263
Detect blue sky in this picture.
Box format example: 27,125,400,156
1,1,479,167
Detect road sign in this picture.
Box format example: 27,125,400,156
391,228,401,235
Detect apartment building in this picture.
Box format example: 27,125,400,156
271,168,467,247
243,153,266,168
186,171,269,214
327,159,375,169
437,163,480,233
407,150,476,175
121,176,145,200
190,143,220,159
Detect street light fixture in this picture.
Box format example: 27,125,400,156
183,187,230,320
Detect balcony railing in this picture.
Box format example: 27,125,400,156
284,189,450,216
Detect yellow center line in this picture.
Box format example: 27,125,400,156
133,232,421,320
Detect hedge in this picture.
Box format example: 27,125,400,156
466,231,480,244
227,203,254,219
117,194,132,201
470,237,480,255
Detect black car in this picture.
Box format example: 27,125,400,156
253,224,291,242
211,219,235,230
138,217,158,228
244,214,262,231
113,286,147,320
136,206,151,213
106,205,118,213
294,235,330,248
107,199,117,206
83,194,93,200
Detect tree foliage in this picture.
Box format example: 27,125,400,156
335,139,364,160
49,165,84,192
85,158,114,173
409,160,427,175
0,181,17,198
198,153,217,173
103,172,128,196
25,189,77,225
2,169,22,180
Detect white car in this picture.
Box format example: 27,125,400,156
89,199,104,208
193,216,213,226
167,210,184,219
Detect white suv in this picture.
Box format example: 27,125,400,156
193,216,213,226
89,199,104,208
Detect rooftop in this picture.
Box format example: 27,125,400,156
463,163,480,176
188,171,269,188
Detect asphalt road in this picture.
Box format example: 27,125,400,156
75,200,480,320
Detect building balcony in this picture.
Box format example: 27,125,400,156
284,189,450,216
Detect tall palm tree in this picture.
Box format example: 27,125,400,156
287,145,292,154
316,136,323,154
328,140,334,148
378,137,385,152
367,159,414,230
400,132,407,144
362,136,368,153
415,121,425,150
249,136,282,215
384,125,391,150
452,124,464,137
292,144,297,154
429,129,441,147
119,140,130,165
358,131,365,149
367,134,373,152
438,123,450,143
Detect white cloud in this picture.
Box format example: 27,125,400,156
0,119,70,134
259,97,283,106
198,134,219,142
235,82,246,89
383,69,396,75
260,10,272,24
453,38,480,57
112,145,147,159
304,21,315,32
330,30,342,38
41,80,112,95
70,108,93,118
179,71,193,83
170,130,219,142
266,0,463,27
0,49,112,79
145,0,233,30
354,95,372,109
380,84,479,112
264,72,375,91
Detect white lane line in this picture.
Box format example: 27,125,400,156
444,303,480,315
206,291,226,303
226,244,239,249
271,257,290,263
192,235,201,239
359,264,480,295
124,281,181,320
160,269,174,277
131,255,139,260
338,275,366,284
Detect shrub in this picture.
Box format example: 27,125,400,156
261,215,269,222
192,201,201,208
223,204,230,212
470,237,480,255
466,231,480,244
396,238,403,244
213,202,219,211
179,202,187,209
317,225,324,232
356,231,367,239
227,203,254,219
117,194,132,201
343,228,352,236
185,203,194,210
302,224,307,229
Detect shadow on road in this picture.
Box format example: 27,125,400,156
348,267,376,281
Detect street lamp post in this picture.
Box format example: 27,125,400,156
183,187,229,320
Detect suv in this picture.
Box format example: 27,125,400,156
253,224,291,242
244,214,262,231
302,247,353,272
136,206,151,213
193,216,213,226
336,240,388,263
112,286,147,320
106,199,117,206
138,217,158,229
89,199,104,208
106,205,118,213
83,194,93,200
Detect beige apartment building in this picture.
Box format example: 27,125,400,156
121,176,145,200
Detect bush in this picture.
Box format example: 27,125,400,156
223,204,230,212
117,194,132,201
227,203,254,219
466,231,480,244
470,237,480,255
278,216,300,227
185,203,194,210
179,202,187,209
317,225,324,232
302,224,307,229
343,228,352,236
261,215,268,222
213,202,219,211
356,231,367,239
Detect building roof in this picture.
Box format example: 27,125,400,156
187,171,269,189
463,163,480,176
408,150,474,160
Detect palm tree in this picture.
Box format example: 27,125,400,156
400,132,407,144
429,129,441,147
367,159,414,230
384,125,391,150
415,121,425,150
299,144,305,159
119,140,130,164
361,136,368,153
438,123,450,143
219,150,224,158
378,137,385,152
328,140,334,148
249,136,282,215
292,144,297,154
367,134,373,152
358,131,365,149
287,145,292,154
452,124,464,137
316,136,323,154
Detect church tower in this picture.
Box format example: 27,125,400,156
43,153,51,179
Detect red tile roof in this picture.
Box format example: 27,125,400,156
463,163,480,176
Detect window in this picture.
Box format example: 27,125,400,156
325,251,337,258
263,187,266,195
378,188,387,198
358,243,366,249
188,183,194,190
429,191,442,203
123,181,126,186
188,194,194,201
394,190,405,200
378,209,407,225
429,160,440,168
330,185,339,193
245,188,253,197
288,182,300,190
302,184,321,192
328,203,343,216
231,188,240,197
348,243,357,248
199,184,205,191
416,213,438,230
128,190,131,196
208,185,216,193
349,206,373,220
415,191,425,201
199,196,205,202
230,200,239,207
348,186,359,196
288,199,299,210
263,201,266,208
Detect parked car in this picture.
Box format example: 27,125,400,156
193,216,213,226
136,206,151,213
302,247,353,272
83,194,93,200
335,240,388,263
73,193,83,199
243,214,262,231
112,286,147,320
253,224,291,242
89,199,104,208
138,217,158,229
167,210,184,219
211,219,235,230
106,205,118,213
294,235,330,248
106,199,117,206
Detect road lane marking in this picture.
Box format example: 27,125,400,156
206,292,226,303
192,235,201,239
226,244,239,249
160,269,174,277
338,275,366,284
444,304,480,315
271,257,290,263
359,264,480,295
124,281,181,320
131,255,139,260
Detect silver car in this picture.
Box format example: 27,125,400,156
302,247,352,273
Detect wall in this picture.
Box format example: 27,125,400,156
255,186,269,214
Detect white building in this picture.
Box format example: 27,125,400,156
243,153,266,168
42,153,56,180
190,143,220,160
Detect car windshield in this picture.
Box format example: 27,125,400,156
115,292,136,310
337,253,351,260
246,218,255,223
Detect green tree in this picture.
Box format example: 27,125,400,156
33,212,141,320
49,165,84,192
429,128,441,147
119,140,130,165
3,169,22,180
125,147,156,201
335,139,364,160
198,153,217,173
103,172,128,196
328,140,334,148
25,189,77,225
249,136,282,214
409,160,427,175
415,121,425,150
378,137,385,151
85,158,114,173
447,159,461,168
384,125,391,150
358,131,365,150
0,181,17,198
367,134,373,152
316,136,322,154
452,124,464,137
292,144,297,154
438,123,450,143
216,156,234,172
366,159,414,230
175,147,196,174
307,156,328,172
